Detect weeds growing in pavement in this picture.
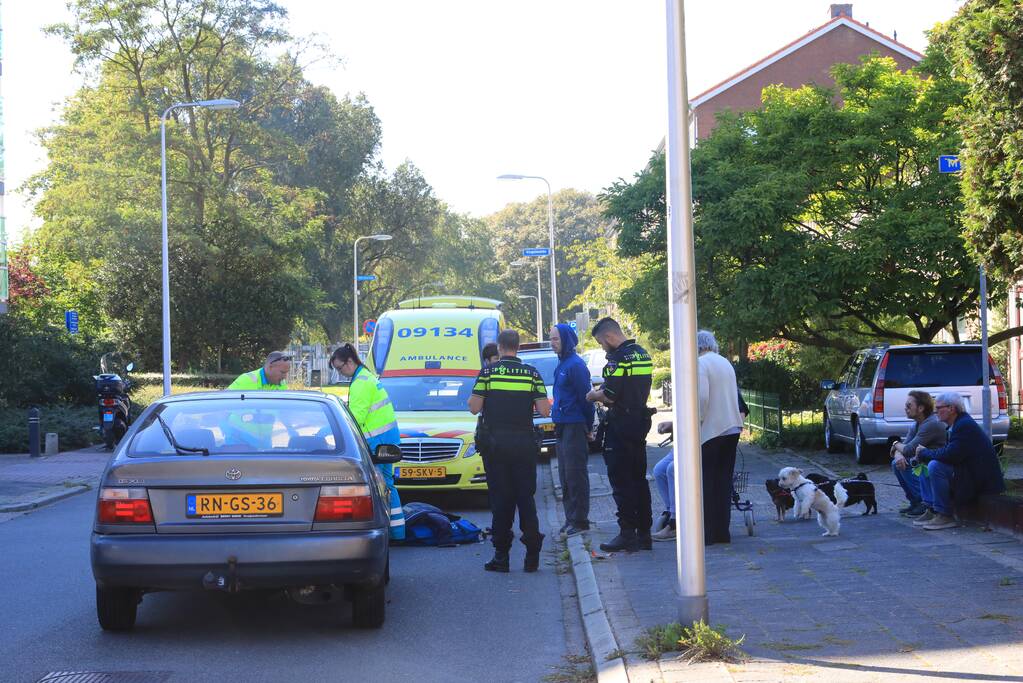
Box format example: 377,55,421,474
979,613,1015,622
604,648,625,661
543,654,595,683
999,577,1016,586
636,621,746,663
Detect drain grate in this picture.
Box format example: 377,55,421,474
37,673,171,683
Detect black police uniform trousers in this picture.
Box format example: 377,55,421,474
603,413,653,535
482,426,542,551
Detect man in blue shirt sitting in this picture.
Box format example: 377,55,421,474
915,391,1005,530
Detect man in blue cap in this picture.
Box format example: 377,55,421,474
551,323,596,538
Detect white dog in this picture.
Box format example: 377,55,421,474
777,467,841,537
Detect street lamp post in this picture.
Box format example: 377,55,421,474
160,98,240,397
498,174,558,321
512,258,543,339
353,234,392,343
517,295,542,341
665,0,708,624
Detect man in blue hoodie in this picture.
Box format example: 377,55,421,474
551,323,596,538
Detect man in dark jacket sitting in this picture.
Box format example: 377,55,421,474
916,391,1005,530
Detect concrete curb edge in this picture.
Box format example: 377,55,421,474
567,533,628,683
0,484,91,513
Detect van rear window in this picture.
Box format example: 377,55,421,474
884,349,987,389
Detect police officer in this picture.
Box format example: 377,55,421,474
228,351,292,390
586,317,654,552
331,343,406,541
469,330,551,572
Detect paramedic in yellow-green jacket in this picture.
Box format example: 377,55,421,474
224,351,292,448
330,343,406,541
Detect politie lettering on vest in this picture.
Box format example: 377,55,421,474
330,343,406,541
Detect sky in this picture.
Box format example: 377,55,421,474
3,0,965,246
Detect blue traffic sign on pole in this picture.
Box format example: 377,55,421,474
65,310,79,334
356,274,377,282
522,247,551,257
938,155,961,173
568,320,577,329
364,319,376,335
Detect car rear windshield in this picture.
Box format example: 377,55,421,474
883,348,991,389
127,398,343,457
380,376,474,411
520,353,559,385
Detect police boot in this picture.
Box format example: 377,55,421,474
637,531,653,551
599,528,639,553
523,533,545,573
484,549,510,573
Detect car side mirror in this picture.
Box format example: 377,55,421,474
126,362,135,372
373,443,402,464
820,379,835,391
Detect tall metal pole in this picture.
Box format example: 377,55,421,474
536,261,544,337
160,108,174,397
544,180,558,321
353,237,363,344
981,264,992,437
665,0,708,625
0,1,7,317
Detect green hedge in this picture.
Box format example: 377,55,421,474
130,372,237,389
0,405,101,453
652,368,671,389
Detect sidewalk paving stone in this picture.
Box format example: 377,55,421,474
0,446,110,514
557,415,1023,682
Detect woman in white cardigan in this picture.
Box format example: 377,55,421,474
697,330,743,545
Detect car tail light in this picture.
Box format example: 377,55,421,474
98,488,153,524
989,355,1008,412
314,484,373,522
872,353,889,414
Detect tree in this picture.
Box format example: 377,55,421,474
602,55,982,352
484,189,610,332
28,0,380,370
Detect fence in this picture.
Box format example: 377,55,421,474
740,389,824,448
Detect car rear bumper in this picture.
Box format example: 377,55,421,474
91,529,388,591
859,416,1009,445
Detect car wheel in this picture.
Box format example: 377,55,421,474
824,417,842,453
853,424,877,465
96,585,139,631
351,583,385,628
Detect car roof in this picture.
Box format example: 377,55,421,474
153,390,339,406
859,343,983,355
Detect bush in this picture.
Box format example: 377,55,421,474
0,405,100,453
0,314,114,408
734,358,820,410
652,367,671,389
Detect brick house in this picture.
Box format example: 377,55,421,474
690,4,923,141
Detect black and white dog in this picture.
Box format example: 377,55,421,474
807,472,878,516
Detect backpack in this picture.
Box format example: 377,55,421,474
399,502,482,547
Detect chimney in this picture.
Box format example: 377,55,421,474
830,4,852,19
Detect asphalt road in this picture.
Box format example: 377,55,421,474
0,468,582,683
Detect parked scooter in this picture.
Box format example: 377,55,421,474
94,353,135,449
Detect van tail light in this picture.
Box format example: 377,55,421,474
98,488,153,524
989,355,1008,412
314,485,373,522
872,353,889,414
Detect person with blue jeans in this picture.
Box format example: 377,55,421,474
889,390,947,518
915,392,1005,531
551,323,596,538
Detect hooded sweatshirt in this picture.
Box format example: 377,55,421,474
551,323,596,427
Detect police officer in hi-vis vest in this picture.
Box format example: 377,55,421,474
330,343,406,541
586,317,654,553
469,329,551,573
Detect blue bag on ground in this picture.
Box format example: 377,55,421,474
399,502,481,546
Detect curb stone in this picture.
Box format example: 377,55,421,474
0,484,91,513
547,459,627,682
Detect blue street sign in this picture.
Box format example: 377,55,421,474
569,320,577,329
939,155,961,173
522,247,551,257
364,319,376,335
65,310,79,334
356,274,377,282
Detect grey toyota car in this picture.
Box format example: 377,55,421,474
821,344,1009,464
90,391,400,631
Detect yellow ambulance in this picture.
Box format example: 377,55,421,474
368,296,503,492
